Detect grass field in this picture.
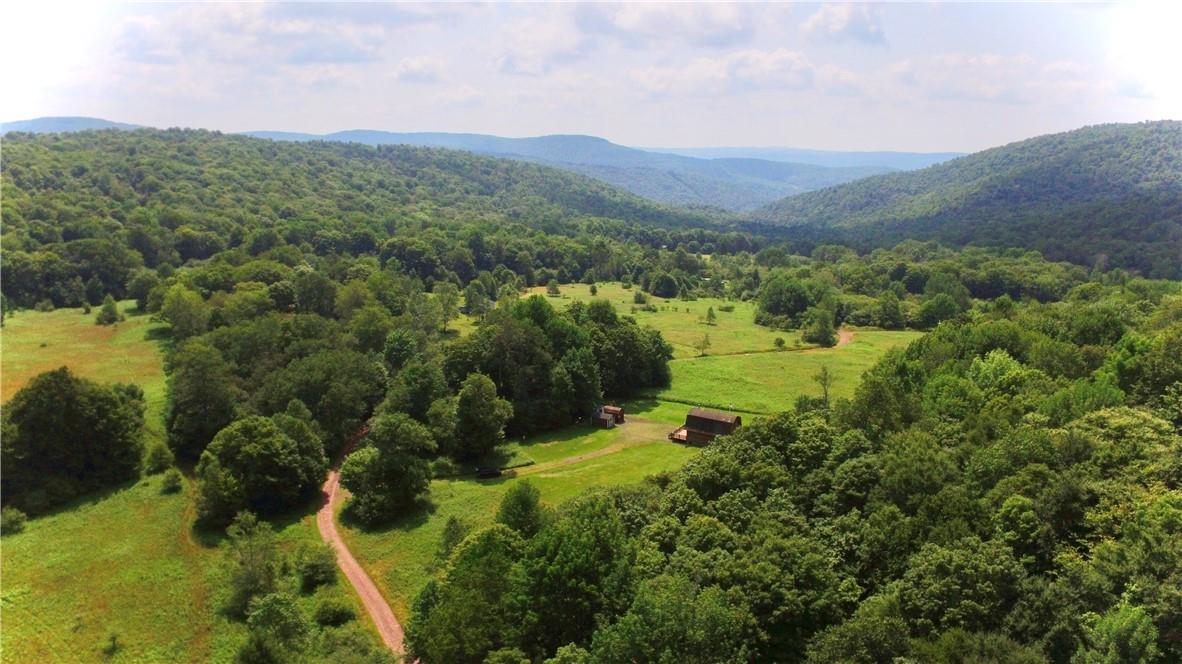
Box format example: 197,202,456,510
652,330,923,414
1,303,169,444
525,283,803,359
340,417,699,621
0,305,370,663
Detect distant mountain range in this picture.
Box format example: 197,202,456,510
1,116,141,133
3,117,958,211
644,146,963,170
752,121,1182,278
241,130,905,211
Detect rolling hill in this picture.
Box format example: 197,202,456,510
751,121,1182,278
1,116,141,133
4,117,904,211
644,145,963,170
243,130,891,211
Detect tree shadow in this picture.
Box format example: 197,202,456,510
338,495,438,535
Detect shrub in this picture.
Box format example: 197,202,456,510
95,295,123,326
774,337,786,349
313,597,356,626
34,299,54,312
297,543,338,591
1,506,29,535
633,291,648,305
718,304,735,312
160,469,184,494
144,442,175,474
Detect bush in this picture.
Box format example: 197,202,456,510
633,291,648,305
718,304,735,312
144,442,175,474
1,506,29,535
297,543,337,591
160,469,184,494
34,299,54,312
313,597,356,626
774,337,786,349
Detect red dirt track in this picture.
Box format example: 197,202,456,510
317,462,406,656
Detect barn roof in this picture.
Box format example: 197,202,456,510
688,407,740,425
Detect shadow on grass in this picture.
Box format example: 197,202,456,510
338,495,438,535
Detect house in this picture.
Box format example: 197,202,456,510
602,405,625,424
668,407,741,445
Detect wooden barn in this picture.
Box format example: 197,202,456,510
668,407,741,445
602,405,625,424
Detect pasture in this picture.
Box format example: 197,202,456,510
1,303,169,444
525,282,802,358
0,305,371,662
652,330,923,414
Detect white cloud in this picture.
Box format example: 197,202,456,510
891,53,1096,105
394,57,444,83
494,17,592,76
630,49,858,97
801,4,886,44
575,3,760,47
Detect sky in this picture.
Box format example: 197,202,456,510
3,1,1179,152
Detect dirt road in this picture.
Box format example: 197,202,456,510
317,462,406,656
834,328,855,348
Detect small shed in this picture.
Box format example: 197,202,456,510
669,407,741,445
593,412,616,429
602,405,625,424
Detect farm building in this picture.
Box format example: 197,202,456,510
602,405,625,424
668,407,742,445
593,412,616,429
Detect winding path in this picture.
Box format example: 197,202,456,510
316,462,406,656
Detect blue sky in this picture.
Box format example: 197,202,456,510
4,2,1178,151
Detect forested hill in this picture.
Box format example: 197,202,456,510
752,121,1182,278
0,128,754,307
245,130,891,212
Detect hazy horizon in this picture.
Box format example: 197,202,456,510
4,2,1179,152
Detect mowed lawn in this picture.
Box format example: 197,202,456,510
652,330,923,414
339,417,699,621
1,303,170,444
0,305,370,662
526,283,803,358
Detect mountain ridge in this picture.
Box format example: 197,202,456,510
751,121,1182,278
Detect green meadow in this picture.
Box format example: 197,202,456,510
2,303,169,444
526,282,803,358
0,306,368,663
654,330,923,414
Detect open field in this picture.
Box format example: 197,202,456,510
651,330,923,414
1,303,169,444
525,283,803,358
0,305,373,663
340,417,700,621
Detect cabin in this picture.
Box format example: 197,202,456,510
668,407,742,445
602,405,625,424
593,412,616,429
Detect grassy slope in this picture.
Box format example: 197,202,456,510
525,282,803,359
1,303,168,444
0,306,367,663
654,330,923,414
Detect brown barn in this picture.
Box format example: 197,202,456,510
668,407,742,445
602,405,625,424
593,412,616,429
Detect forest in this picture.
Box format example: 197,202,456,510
753,121,1182,279
1,128,1180,663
